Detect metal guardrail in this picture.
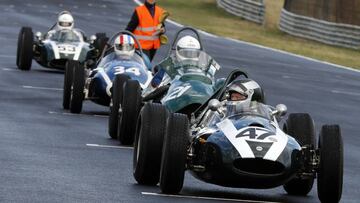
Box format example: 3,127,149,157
279,8,360,49
216,0,265,24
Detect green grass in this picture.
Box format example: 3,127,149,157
159,0,360,69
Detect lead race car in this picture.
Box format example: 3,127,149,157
115,27,224,145
134,69,343,203
16,11,106,71
64,31,152,122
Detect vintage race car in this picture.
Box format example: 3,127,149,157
116,27,224,145
63,31,152,120
16,25,106,71
133,69,343,203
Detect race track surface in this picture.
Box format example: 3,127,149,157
0,0,359,202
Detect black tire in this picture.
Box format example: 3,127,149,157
317,125,343,203
70,63,85,114
63,60,75,109
118,80,142,145
283,113,315,196
133,103,168,185
108,74,130,139
160,113,189,194
17,27,33,70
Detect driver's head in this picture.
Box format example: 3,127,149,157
176,35,201,61
226,80,248,101
57,11,74,30
114,34,135,57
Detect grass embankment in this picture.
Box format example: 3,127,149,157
159,0,360,69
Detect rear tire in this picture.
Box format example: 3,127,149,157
160,113,189,194
108,74,130,139
70,63,85,114
133,103,168,185
63,60,75,109
17,27,33,70
317,125,343,203
283,113,315,196
118,80,142,145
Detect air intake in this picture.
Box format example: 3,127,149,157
233,158,285,175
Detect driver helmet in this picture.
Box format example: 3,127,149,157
225,79,263,114
57,11,74,30
176,35,201,61
114,34,135,57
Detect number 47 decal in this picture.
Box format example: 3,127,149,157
236,127,275,140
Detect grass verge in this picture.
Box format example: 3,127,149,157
159,0,360,69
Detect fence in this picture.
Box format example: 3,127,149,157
279,9,360,49
284,0,360,26
216,0,265,24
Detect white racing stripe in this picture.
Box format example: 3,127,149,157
217,119,255,158
73,42,85,61
141,192,281,203
22,85,62,91
49,41,60,59
86,144,133,149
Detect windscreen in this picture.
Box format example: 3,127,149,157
49,30,81,43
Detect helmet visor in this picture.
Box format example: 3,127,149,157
59,22,72,27
177,48,200,60
115,44,135,52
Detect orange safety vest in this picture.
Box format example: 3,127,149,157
133,5,164,50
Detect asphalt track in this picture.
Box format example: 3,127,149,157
0,0,359,202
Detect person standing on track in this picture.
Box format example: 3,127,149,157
126,0,166,61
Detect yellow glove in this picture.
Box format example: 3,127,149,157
158,10,170,45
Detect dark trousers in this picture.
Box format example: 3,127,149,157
143,49,157,62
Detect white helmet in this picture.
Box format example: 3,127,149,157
176,35,201,61
114,34,135,57
57,11,74,30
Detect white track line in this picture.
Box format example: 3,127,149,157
48,111,107,118
86,144,133,149
141,192,281,203
2,68,17,71
331,90,360,96
132,0,359,72
0,54,16,58
22,85,62,91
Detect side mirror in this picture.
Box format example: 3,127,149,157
90,35,97,44
208,99,221,111
272,104,287,117
35,32,42,40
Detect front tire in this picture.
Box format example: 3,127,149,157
108,74,130,139
160,113,189,194
317,125,343,203
118,80,142,145
69,63,85,114
283,113,315,196
63,60,75,109
133,103,168,185
17,27,33,70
